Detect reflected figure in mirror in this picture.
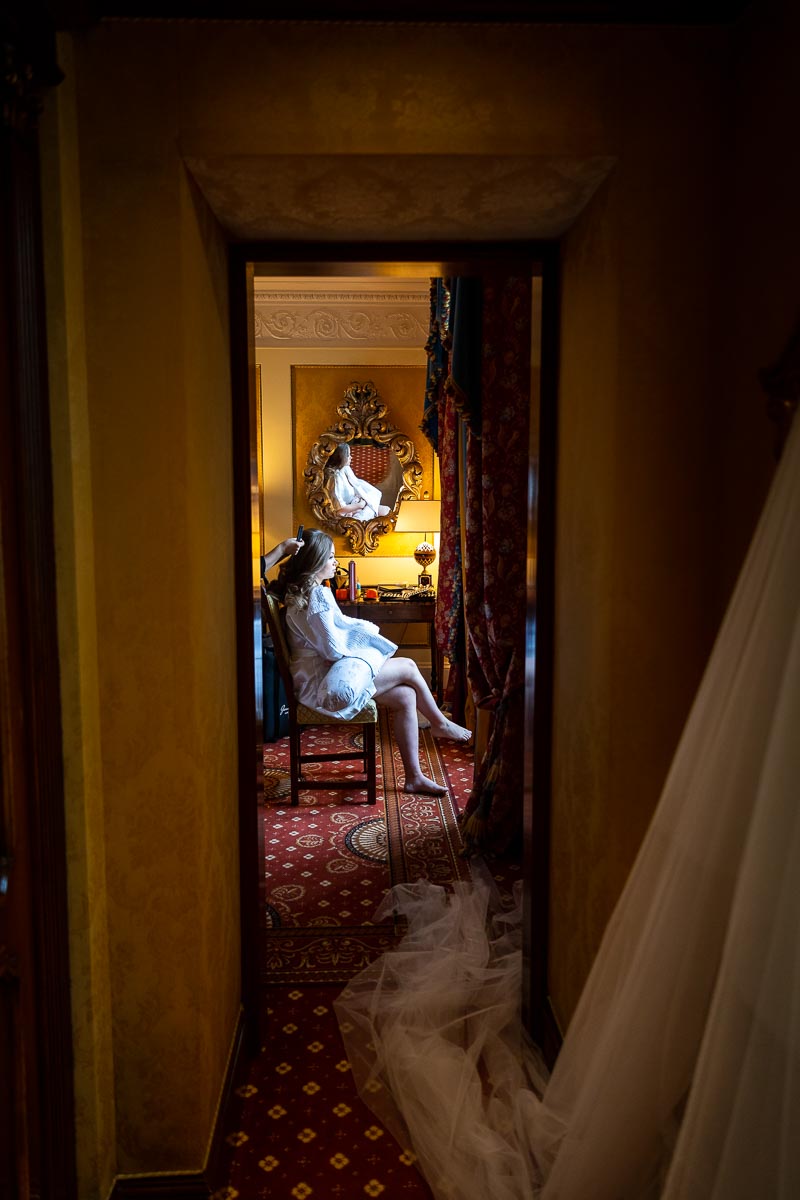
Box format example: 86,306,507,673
325,443,391,521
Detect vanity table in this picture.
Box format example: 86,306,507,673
338,597,442,702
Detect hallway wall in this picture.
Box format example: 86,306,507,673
554,29,729,1023
717,0,800,601
552,0,800,1026
41,38,117,1195
45,26,240,1193
44,8,798,1188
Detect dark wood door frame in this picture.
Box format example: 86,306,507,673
228,242,559,1055
1,13,77,1198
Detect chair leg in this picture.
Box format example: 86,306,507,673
290,724,301,807
365,723,377,805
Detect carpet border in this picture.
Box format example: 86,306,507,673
262,711,471,983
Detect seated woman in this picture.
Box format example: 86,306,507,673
276,529,470,796
325,442,391,521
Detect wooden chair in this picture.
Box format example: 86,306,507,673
263,589,378,807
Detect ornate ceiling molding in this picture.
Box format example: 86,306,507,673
253,283,429,347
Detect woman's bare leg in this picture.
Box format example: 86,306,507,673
373,657,471,743
376,682,446,794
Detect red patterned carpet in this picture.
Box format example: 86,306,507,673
220,713,522,1199
221,986,432,1200
261,710,475,985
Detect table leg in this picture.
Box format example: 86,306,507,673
430,621,442,703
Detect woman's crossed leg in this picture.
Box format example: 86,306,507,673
372,657,471,795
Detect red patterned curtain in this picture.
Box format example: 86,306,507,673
461,277,531,855
423,276,531,855
425,281,468,722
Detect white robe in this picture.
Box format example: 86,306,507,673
285,585,397,718
328,464,385,521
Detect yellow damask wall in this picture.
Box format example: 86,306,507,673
46,25,240,1193
258,346,435,588
550,5,800,1027
552,30,728,1022
41,7,799,1192
41,40,117,1197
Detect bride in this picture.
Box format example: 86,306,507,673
325,442,391,521
275,528,471,795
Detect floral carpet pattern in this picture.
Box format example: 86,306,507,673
261,709,473,985
222,986,433,1200
219,715,522,1198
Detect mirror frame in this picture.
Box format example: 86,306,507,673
303,379,423,554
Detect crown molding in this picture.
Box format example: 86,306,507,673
253,284,429,347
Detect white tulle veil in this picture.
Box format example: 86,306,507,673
335,415,800,1200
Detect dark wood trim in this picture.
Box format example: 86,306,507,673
228,236,549,1031
112,1176,211,1199
522,242,560,1065
236,239,544,275
57,2,752,28
759,317,800,460
0,11,76,1196
229,253,262,1058
540,995,564,1067
230,238,557,1058
111,1009,247,1198
204,1007,248,1191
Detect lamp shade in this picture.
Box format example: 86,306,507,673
393,499,441,534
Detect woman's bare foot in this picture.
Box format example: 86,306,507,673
403,773,447,796
429,716,472,744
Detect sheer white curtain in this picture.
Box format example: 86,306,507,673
336,416,800,1200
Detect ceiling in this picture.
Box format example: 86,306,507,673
13,0,752,245
185,153,617,244
50,1,754,26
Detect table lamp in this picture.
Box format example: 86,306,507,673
394,497,441,587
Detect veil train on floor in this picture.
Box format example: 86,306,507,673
335,416,800,1200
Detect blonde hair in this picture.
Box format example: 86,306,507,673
276,528,333,609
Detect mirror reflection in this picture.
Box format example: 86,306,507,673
325,442,392,521
304,380,423,554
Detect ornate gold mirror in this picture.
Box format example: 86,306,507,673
304,381,423,554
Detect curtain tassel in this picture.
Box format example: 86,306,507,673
459,758,500,858
459,809,488,857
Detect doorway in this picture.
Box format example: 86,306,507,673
229,244,559,1058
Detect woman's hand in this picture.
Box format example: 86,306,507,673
262,536,303,574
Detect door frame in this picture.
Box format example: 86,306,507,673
0,15,77,1196
228,241,559,1053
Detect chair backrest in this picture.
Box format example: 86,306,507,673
263,588,297,709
